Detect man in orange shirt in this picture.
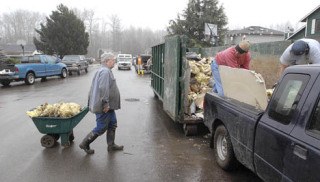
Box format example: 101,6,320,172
137,56,142,74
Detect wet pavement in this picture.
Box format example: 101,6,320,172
0,64,261,182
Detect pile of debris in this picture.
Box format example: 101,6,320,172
186,53,212,116
26,102,82,118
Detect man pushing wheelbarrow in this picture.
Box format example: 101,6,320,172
79,52,124,154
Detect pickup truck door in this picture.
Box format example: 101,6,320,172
284,76,320,181
29,55,46,77
43,55,58,76
254,73,310,181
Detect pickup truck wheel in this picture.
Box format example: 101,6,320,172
1,80,11,86
77,68,81,75
214,125,238,171
25,72,35,85
85,68,88,73
61,68,67,78
183,124,198,136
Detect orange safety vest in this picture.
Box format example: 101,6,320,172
137,57,142,65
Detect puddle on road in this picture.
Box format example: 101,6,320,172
124,98,140,102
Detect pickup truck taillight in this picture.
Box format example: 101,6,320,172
15,67,19,73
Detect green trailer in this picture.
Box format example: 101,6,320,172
151,35,203,136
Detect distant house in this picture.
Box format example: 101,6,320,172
0,44,36,56
287,5,320,41
224,26,285,45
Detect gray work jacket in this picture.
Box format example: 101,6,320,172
88,66,121,113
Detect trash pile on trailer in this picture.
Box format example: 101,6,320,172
26,102,82,118
187,54,212,117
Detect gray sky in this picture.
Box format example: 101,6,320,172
0,0,319,31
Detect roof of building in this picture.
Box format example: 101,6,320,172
0,44,36,54
300,4,320,22
227,26,284,36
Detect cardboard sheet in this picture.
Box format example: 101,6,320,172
219,65,268,110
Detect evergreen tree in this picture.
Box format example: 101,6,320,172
167,0,228,47
33,4,89,58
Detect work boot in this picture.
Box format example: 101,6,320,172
79,131,99,154
107,129,124,152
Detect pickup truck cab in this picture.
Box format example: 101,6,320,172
0,54,67,86
204,65,320,181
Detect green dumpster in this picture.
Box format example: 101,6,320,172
151,35,202,136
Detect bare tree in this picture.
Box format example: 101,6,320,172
0,10,44,44
109,15,122,52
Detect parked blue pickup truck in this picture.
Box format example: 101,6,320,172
204,65,320,181
0,54,67,86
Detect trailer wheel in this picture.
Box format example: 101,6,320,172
183,124,198,136
25,72,35,85
213,125,238,171
41,135,56,148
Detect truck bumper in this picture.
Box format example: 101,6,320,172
67,67,79,72
0,74,19,80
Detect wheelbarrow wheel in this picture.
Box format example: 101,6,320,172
41,135,56,148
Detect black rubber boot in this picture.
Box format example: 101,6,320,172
107,129,123,152
79,131,99,154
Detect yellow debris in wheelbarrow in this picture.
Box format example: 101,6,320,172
26,102,81,118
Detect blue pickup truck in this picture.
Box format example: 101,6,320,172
0,54,67,86
204,65,320,181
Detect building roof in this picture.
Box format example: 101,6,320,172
0,44,36,54
227,26,284,36
300,4,320,22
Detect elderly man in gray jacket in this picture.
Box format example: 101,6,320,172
79,52,123,154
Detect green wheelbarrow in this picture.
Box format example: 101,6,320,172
30,107,89,148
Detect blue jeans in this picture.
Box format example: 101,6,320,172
92,110,117,135
211,59,224,96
